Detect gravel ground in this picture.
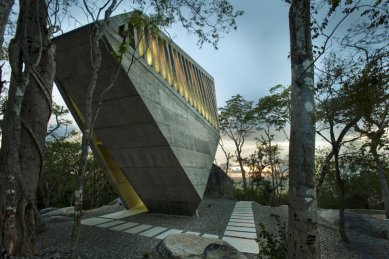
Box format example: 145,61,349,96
252,203,389,259
36,200,389,258
128,198,235,236
37,199,235,258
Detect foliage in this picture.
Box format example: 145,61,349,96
315,145,389,210
257,214,287,259
233,182,276,207
46,102,74,140
219,94,255,136
219,94,255,198
250,85,290,206
256,84,290,131
38,136,116,210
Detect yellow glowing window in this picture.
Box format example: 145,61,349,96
163,42,173,86
151,32,160,73
186,61,197,108
189,64,200,110
196,69,207,117
173,49,185,97
190,66,198,110
206,77,216,125
201,73,211,121
181,57,193,105
187,63,198,110
169,46,179,92
178,54,189,102
136,26,145,57
158,37,167,80
144,27,153,66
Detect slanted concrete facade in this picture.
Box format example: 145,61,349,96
54,13,220,216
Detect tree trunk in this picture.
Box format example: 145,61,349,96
0,0,53,256
0,0,14,53
288,0,320,258
371,141,389,219
71,28,103,257
237,152,248,200
0,0,14,94
334,151,349,243
0,0,15,252
316,116,360,205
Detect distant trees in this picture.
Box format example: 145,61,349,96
219,94,255,199
38,134,116,211
255,85,290,205
354,56,389,218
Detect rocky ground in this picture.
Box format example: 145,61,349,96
36,199,389,258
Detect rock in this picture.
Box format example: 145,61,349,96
319,209,340,225
44,206,74,217
44,215,73,223
204,243,248,259
39,207,59,215
150,233,247,259
108,197,123,206
36,213,48,234
204,164,234,199
319,209,389,239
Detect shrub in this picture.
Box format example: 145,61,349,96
257,214,287,259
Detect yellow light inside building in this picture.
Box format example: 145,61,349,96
151,33,160,73
158,38,167,80
136,27,145,57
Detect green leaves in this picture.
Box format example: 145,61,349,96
218,94,255,140
257,213,287,259
255,85,290,132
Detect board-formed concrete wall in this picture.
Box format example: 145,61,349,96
54,13,220,215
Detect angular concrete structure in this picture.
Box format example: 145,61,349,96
54,13,220,215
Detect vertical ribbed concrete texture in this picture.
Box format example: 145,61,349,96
54,13,220,215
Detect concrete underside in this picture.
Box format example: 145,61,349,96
54,20,219,215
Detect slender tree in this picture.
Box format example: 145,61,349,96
256,84,290,205
287,0,320,257
219,94,255,200
218,138,234,175
354,54,389,218
0,0,14,96
314,53,366,243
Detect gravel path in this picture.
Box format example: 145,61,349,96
36,199,389,258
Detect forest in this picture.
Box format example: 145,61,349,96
0,0,388,258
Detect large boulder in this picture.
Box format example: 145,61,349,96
43,206,74,217
204,164,234,199
150,233,247,259
319,209,389,239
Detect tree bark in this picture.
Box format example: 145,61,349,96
315,116,360,204
0,0,15,252
0,0,14,53
71,24,104,257
237,150,248,200
333,150,349,243
288,0,320,258
0,0,14,95
0,0,53,256
371,141,389,219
